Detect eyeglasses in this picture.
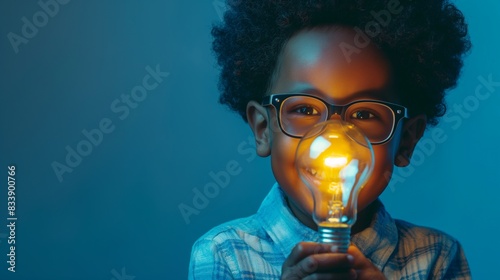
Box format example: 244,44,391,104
262,93,409,145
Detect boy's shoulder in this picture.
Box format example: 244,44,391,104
394,218,459,243
385,218,470,277
392,218,464,260
193,214,266,247
189,212,286,279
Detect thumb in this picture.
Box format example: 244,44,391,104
347,245,387,280
347,245,374,269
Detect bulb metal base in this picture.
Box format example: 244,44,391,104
318,226,351,253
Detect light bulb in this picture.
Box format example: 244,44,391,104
295,120,374,252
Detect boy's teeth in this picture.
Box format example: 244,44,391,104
306,168,318,177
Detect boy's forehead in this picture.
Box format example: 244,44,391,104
272,26,393,101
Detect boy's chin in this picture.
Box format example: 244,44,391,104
284,193,317,228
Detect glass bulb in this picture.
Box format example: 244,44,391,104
295,120,374,252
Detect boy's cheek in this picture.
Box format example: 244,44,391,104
358,169,392,209
270,146,300,189
269,135,315,215
271,162,315,216
355,145,396,210
269,133,300,164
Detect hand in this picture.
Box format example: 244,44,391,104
281,242,386,280
281,242,356,280
347,245,386,280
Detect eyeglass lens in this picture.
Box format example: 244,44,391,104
279,96,396,143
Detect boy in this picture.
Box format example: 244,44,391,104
190,0,471,279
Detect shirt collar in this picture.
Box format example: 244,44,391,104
257,183,398,271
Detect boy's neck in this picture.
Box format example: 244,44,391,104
352,200,380,235
286,197,380,236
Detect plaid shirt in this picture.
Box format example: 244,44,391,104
189,183,471,279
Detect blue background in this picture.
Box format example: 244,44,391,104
0,0,498,279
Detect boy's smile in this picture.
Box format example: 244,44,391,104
247,26,426,231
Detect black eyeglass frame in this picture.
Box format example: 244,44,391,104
261,93,409,145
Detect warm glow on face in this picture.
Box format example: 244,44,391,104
324,156,348,168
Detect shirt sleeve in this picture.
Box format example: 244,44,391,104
188,238,234,280
437,240,472,280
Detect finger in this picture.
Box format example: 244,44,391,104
347,245,372,268
283,242,337,269
347,245,386,279
283,252,354,279
297,253,353,273
313,253,354,272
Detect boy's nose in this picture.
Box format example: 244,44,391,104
328,113,342,120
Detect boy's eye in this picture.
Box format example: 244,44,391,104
292,106,320,116
350,110,376,120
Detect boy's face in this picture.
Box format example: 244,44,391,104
247,26,425,228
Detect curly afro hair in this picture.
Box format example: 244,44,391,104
211,0,471,126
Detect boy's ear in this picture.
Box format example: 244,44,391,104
246,101,271,157
395,114,427,167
